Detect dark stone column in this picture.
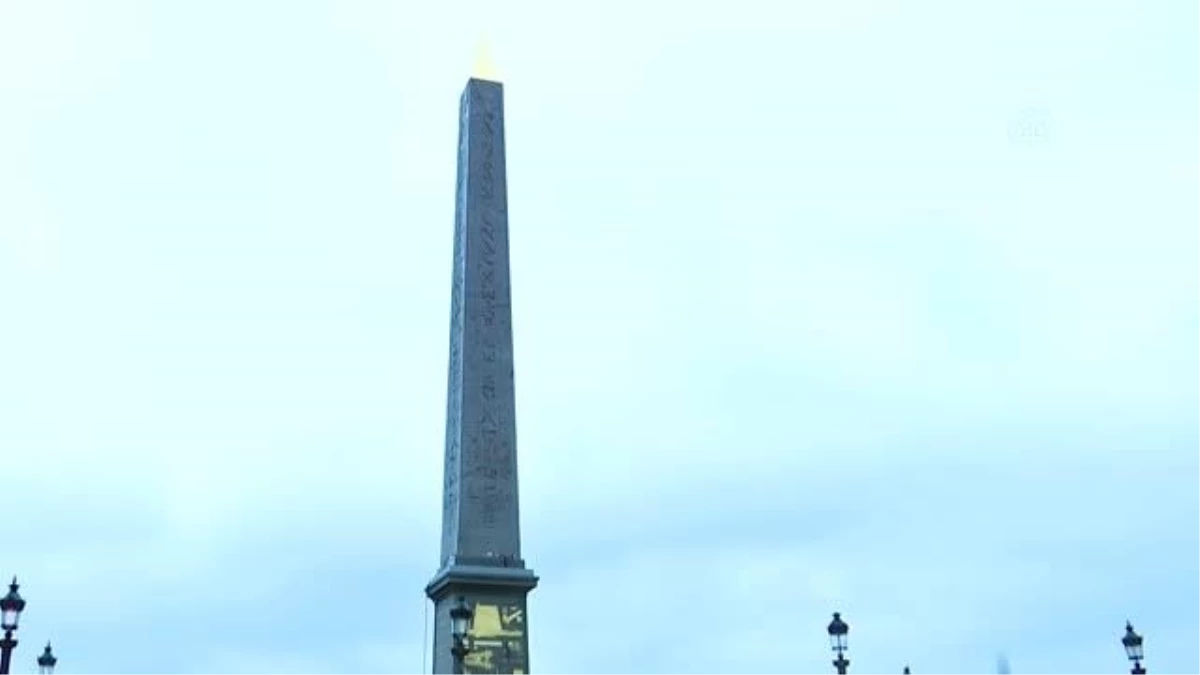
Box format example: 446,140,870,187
426,77,537,675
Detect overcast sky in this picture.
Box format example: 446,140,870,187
1,1,1197,673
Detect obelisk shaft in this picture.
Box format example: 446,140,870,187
427,77,537,675
441,77,521,565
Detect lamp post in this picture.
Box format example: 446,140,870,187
449,596,474,675
1122,621,1146,675
827,612,850,675
1,578,27,675
37,643,57,675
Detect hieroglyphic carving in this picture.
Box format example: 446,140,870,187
462,83,511,556
441,94,472,565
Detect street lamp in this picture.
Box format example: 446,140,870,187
449,596,474,675
37,643,57,675
0,577,26,675
0,580,22,632
827,611,850,675
1122,621,1146,675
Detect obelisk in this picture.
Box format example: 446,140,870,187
425,73,537,675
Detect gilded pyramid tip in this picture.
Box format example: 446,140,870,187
472,35,500,82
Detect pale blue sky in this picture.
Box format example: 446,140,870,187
1,1,1197,673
